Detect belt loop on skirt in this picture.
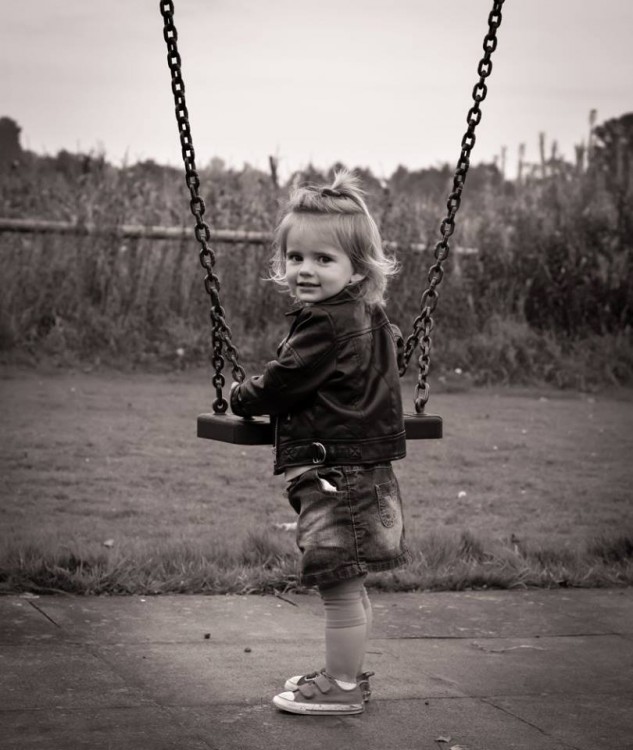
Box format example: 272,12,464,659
311,442,327,464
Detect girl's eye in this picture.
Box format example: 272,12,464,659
287,253,302,262
319,255,333,264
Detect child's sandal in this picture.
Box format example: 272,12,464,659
273,672,364,715
284,669,375,702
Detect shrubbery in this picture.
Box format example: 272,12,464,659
0,114,631,387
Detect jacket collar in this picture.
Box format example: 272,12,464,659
285,285,361,316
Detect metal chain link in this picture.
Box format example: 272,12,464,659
402,0,505,413
159,0,245,413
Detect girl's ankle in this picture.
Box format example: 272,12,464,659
331,676,357,690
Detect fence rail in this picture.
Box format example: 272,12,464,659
0,217,478,255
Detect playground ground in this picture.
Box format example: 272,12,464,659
1,368,632,748
1,367,632,593
2,586,632,750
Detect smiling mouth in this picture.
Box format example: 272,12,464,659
297,283,319,288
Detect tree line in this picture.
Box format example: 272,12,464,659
0,114,631,387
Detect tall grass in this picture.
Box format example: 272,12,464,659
0,144,631,385
1,529,631,595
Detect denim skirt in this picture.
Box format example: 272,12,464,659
286,463,411,587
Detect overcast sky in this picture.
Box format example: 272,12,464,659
2,0,632,180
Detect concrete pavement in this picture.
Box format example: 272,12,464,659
1,588,632,750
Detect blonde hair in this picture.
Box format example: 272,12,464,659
270,169,398,306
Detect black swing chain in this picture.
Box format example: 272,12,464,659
159,0,246,414
401,0,505,414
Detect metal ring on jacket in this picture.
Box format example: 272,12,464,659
311,442,327,464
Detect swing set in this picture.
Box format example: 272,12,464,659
158,0,505,446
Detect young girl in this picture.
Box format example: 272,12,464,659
230,170,410,715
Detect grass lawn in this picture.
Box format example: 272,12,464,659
1,366,632,594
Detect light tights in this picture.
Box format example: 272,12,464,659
318,576,373,684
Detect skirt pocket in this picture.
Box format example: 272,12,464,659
375,479,399,528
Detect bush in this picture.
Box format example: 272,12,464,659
1,133,631,387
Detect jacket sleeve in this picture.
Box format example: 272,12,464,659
390,323,405,373
230,307,337,417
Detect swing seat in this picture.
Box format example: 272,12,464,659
197,414,273,444
197,413,442,444
404,413,443,439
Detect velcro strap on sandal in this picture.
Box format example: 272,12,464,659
296,672,334,698
296,682,317,698
313,673,333,693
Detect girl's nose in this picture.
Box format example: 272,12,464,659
298,260,314,275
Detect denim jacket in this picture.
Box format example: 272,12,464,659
230,287,406,474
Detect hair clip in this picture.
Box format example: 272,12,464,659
321,187,343,198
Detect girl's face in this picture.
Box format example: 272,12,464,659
285,220,364,303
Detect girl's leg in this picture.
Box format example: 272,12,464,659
360,581,373,668
318,576,367,685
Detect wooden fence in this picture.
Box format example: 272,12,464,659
0,217,478,255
